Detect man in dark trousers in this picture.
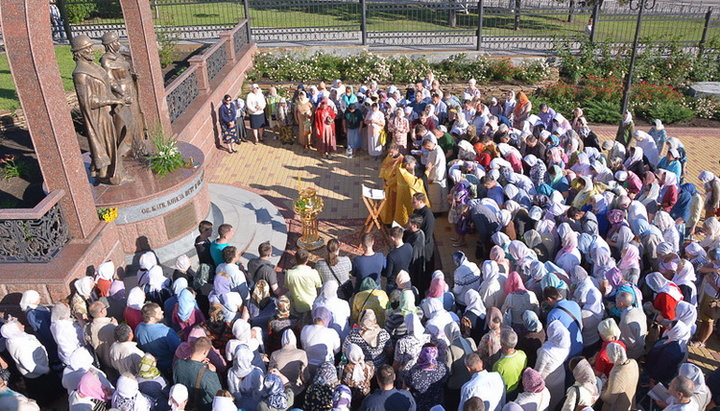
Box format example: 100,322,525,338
383,226,413,292
404,215,427,296
410,192,435,270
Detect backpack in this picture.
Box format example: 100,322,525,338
194,263,213,290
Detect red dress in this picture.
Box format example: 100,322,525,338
594,339,626,377
314,105,336,154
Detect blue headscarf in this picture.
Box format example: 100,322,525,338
541,272,568,290
177,288,196,322
522,310,543,332
670,183,698,223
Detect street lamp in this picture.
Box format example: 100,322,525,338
618,0,657,126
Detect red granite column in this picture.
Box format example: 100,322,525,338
0,0,99,239
120,0,173,135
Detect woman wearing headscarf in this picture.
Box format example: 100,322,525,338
678,363,712,411
477,307,504,369
658,170,680,212
1,320,56,403
645,272,684,321
593,319,626,378
600,343,638,411
227,344,264,409
341,343,375,407
406,345,449,411
648,119,667,153
445,321,476,409
62,347,112,394
673,259,698,305
136,354,168,407
112,374,153,411
226,318,265,372
501,271,539,327
164,278,188,328
267,296,297,353
457,289,484,341
69,370,112,410
452,251,481,307
167,384,188,411
654,211,681,252
294,90,313,149
174,326,228,376
645,320,691,384
615,111,634,147
535,320,571,410
268,329,309,396
561,358,600,411
312,280,351,340
591,246,616,281
172,288,205,337
479,260,506,311
516,311,545,369
257,372,294,411
422,271,455,313
512,92,532,129
137,252,171,305
124,287,146,331
304,361,340,410
19,290,60,367
394,313,430,382
490,245,512,275
351,277,390,327
555,230,581,275
617,244,641,285
95,261,116,298
570,267,603,355
514,368,551,411
50,302,86,365
343,309,393,368
71,276,96,322
385,289,417,341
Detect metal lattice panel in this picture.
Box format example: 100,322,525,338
206,45,228,81
167,71,199,123
251,26,360,42
368,30,476,46
234,25,250,54
0,204,71,263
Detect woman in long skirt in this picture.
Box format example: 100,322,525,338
365,103,386,160
314,99,337,158
294,91,313,149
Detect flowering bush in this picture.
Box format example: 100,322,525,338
540,81,577,102
688,96,720,119
578,75,623,102
148,129,185,177
631,82,684,106
247,51,549,84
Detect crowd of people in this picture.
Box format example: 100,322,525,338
2,73,720,411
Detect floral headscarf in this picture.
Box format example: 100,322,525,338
416,346,439,370
138,354,161,379
522,368,545,393
314,361,339,386
263,373,289,409
276,295,291,319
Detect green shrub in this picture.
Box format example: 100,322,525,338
156,29,179,69
65,2,96,23
583,99,622,124
95,0,122,19
635,101,695,124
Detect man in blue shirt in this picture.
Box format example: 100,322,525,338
543,286,584,357
360,365,416,411
208,223,233,267
352,232,386,291
135,303,181,374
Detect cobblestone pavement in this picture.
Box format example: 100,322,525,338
208,123,720,369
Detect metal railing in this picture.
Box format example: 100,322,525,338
0,190,71,263
58,0,719,53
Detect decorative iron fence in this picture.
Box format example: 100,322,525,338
58,0,719,53
0,190,71,263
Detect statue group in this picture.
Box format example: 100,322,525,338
72,32,146,185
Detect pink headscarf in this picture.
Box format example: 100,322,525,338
604,267,624,288
522,368,546,393
504,271,527,295
77,371,109,401
490,245,506,261
618,244,640,270
426,276,447,299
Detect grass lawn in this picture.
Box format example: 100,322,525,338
0,46,77,112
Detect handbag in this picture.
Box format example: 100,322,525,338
328,263,354,301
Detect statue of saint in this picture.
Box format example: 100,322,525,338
72,35,131,185
100,31,146,153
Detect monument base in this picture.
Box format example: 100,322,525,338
93,142,209,258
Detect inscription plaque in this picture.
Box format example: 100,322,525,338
164,201,197,240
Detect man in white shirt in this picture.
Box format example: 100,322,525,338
109,323,145,375
459,353,506,411
663,376,699,411
423,138,448,213
300,306,340,374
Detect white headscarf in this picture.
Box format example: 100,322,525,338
0,321,25,340
175,255,191,272
212,395,237,411
673,261,697,286
75,276,95,298
645,272,684,301
679,363,709,397
139,251,157,271
624,146,644,168
168,384,189,411
542,320,571,361
675,301,698,334
96,261,115,281
19,290,40,312
405,312,426,341
126,287,146,311
345,343,367,384
481,260,500,282
464,289,486,318
145,266,168,292
664,320,691,347
281,329,297,349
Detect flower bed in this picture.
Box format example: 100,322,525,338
247,51,551,85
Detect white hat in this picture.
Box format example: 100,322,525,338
699,171,715,183
388,85,398,95
439,125,448,133
528,206,543,221
614,170,628,182
251,83,259,89
669,148,680,158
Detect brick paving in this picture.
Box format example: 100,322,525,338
207,123,720,369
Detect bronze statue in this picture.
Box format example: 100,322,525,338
72,35,131,185
100,31,147,155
